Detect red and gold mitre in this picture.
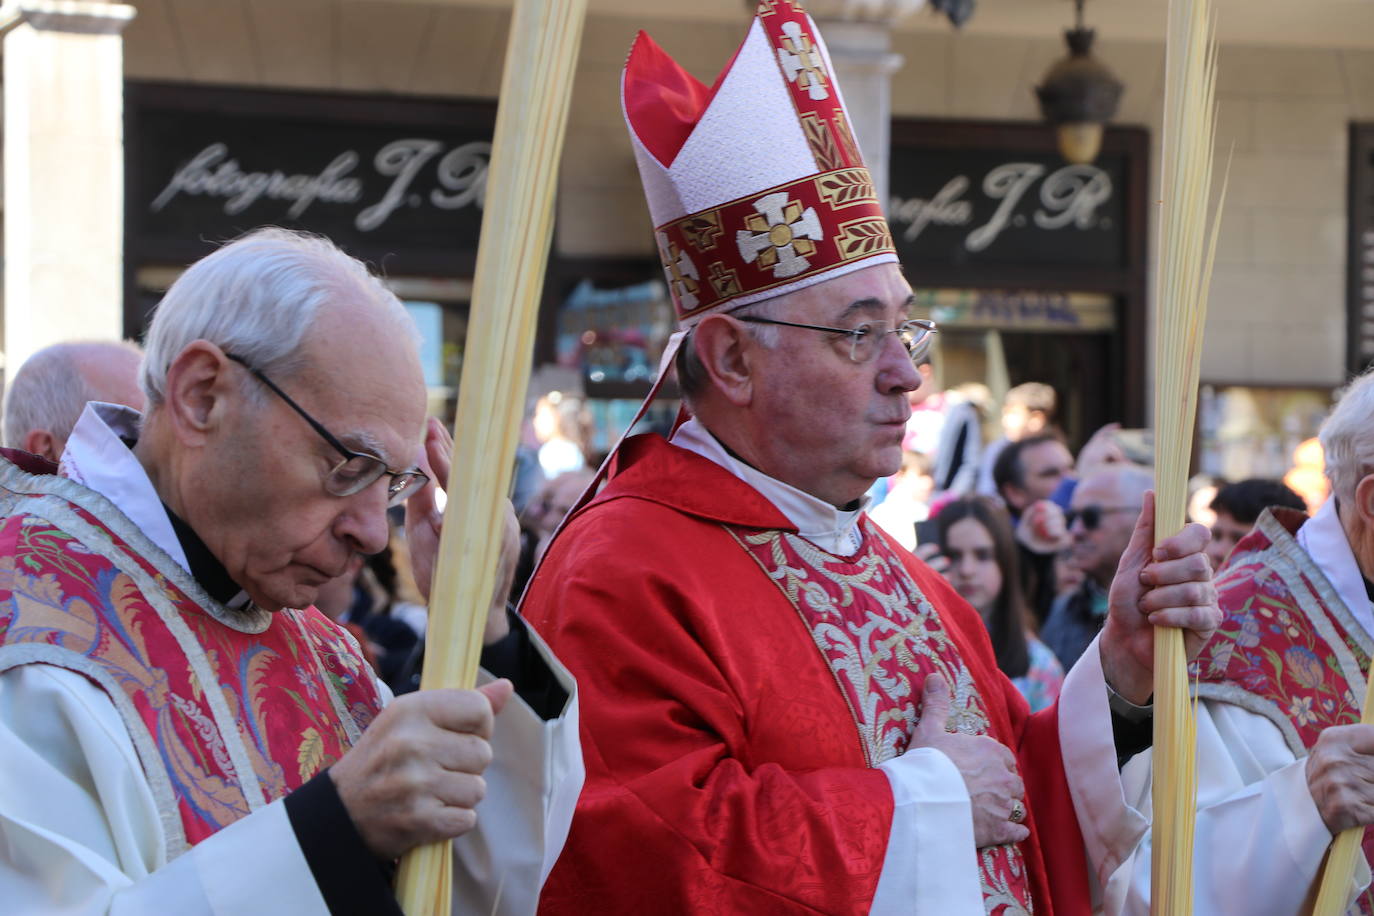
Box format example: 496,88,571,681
624,0,898,326
533,1,903,542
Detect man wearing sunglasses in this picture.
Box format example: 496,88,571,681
1041,466,1153,670
0,229,581,915
521,4,1219,914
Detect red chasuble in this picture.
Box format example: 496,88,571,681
1193,507,1374,915
0,457,383,858
522,434,1089,915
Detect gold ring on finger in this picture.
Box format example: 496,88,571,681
1009,799,1025,824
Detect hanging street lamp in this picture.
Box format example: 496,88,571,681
1035,0,1124,165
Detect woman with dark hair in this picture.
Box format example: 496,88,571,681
934,496,1065,712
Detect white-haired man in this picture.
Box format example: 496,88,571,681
2,340,145,461
523,4,1218,913
0,229,581,915
1113,366,1374,913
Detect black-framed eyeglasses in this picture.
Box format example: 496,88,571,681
1065,504,1138,531
736,316,937,365
225,353,429,508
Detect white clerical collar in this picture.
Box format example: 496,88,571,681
1297,497,1374,639
671,417,870,556
61,402,192,574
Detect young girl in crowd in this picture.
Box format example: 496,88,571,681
934,496,1065,712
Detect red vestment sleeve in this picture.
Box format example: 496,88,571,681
523,499,895,915
1018,701,1092,916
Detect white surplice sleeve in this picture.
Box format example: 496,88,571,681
456,624,583,916
866,631,1128,916
0,635,582,916
1056,635,1366,915
0,663,331,915
869,749,983,915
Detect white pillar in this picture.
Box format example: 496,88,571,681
2,0,136,375
808,1,925,211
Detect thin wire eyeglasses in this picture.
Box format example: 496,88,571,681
225,353,430,508
736,316,938,365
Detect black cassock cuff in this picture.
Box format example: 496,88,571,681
1108,692,1155,769
281,609,565,913
479,606,569,721
284,769,402,916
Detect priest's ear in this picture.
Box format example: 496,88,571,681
157,341,236,447
20,429,60,464
1354,472,1374,527
690,314,760,407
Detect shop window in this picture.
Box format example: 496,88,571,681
1197,384,1333,483
548,274,679,455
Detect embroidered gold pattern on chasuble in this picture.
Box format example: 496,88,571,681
734,524,988,764
730,520,1031,915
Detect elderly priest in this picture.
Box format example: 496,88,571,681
1112,366,1374,913
522,3,1219,914
0,229,581,915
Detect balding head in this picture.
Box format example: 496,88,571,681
3,340,145,461
1068,465,1153,587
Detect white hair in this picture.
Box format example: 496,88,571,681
1080,463,1154,504
139,227,418,409
2,340,142,449
1113,465,1156,503
1320,366,1374,503
675,297,783,405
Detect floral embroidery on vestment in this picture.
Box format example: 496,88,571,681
731,518,1032,915
1193,510,1374,915
0,476,382,857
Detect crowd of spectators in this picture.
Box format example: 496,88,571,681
871,368,1316,710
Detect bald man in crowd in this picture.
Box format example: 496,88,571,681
1041,465,1154,668
3,340,145,462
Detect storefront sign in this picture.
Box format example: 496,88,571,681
126,83,496,271
915,288,1116,333
149,138,490,233
890,153,1126,268
891,162,1113,253
888,121,1139,272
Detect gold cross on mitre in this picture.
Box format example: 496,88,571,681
776,20,829,101
736,192,823,279
659,235,701,310
708,262,741,298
